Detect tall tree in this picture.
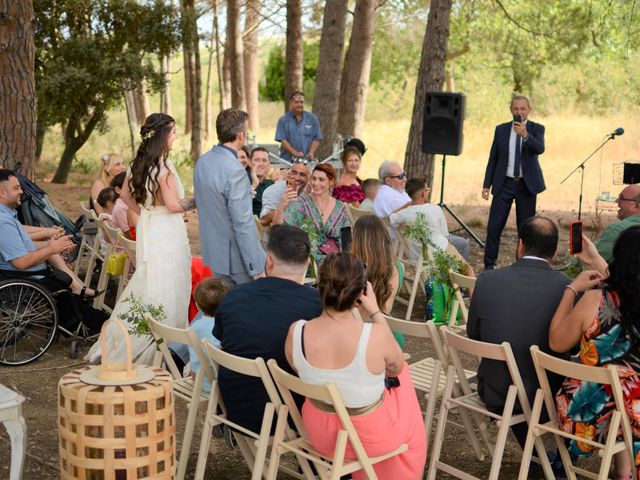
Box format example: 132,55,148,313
227,0,245,110
243,0,262,131
403,0,452,184
284,0,303,110
313,0,348,159
337,0,377,138
182,0,202,160
34,0,180,183
0,0,36,176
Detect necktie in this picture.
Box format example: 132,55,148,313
514,135,521,177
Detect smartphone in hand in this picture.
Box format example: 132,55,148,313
569,220,583,255
513,114,523,124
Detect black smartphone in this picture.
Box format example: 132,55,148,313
362,263,368,296
513,114,523,123
569,221,583,255
340,226,352,252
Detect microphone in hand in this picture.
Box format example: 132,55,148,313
608,127,624,139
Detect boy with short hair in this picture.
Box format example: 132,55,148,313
189,277,230,392
359,178,380,211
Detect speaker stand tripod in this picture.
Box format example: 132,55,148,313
437,155,485,247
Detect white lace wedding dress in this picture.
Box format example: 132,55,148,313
86,160,192,365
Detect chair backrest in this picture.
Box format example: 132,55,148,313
347,204,375,225
145,313,215,384
448,269,475,329
118,233,136,267
441,326,531,416
384,315,449,366
266,358,375,469
201,339,282,408
254,215,268,246
80,202,98,220
449,269,475,290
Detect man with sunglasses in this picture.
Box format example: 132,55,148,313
373,160,411,218
594,184,640,263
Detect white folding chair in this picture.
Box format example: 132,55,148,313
195,341,313,480
447,269,476,334
393,227,429,321
428,327,550,480
254,214,268,249
0,384,26,480
346,204,375,225
146,314,214,480
517,346,635,480
266,359,409,480
74,202,102,286
383,315,479,453
92,216,118,313
116,233,136,301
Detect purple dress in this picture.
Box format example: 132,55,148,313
333,183,365,205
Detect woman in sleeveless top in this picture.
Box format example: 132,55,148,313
90,153,126,215
549,228,640,479
332,146,365,206
86,113,195,365
284,252,426,479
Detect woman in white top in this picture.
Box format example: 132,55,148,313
284,252,427,479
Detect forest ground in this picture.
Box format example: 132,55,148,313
0,176,615,479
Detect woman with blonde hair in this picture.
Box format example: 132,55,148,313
90,153,126,214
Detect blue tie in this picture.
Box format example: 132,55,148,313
514,135,521,177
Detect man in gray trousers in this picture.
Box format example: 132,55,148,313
194,108,265,285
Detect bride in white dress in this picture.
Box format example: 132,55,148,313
87,113,193,365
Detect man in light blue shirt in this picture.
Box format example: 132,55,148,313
274,91,322,161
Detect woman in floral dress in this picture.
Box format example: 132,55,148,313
282,163,350,263
549,227,640,479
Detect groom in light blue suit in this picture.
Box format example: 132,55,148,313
194,108,266,285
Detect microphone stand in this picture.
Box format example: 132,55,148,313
560,134,617,220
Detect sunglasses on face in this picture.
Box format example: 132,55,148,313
292,158,309,165
617,194,639,203
387,172,406,180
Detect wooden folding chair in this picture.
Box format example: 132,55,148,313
145,314,214,480
74,202,102,286
117,233,136,301
428,327,551,480
393,227,429,321
447,269,476,334
517,346,635,480
254,214,268,249
195,341,313,480
91,216,118,313
383,315,480,453
266,359,409,480
346,204,375,225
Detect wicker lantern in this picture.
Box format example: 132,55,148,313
58,320,176,479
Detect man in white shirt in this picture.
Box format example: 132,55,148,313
373,161,410,217
259,160,311,226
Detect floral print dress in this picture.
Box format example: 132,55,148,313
555,291,640,471
282,193,351,262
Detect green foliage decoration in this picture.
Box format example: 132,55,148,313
402,213,464,287
299,217,320,254
118,293,166,361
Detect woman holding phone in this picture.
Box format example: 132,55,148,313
283,252,426,479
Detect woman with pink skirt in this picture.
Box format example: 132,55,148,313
284,252,426,479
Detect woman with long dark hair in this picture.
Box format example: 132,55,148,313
550,226,640,479
87,113,195,364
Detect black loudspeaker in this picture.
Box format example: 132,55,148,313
623,162,640,184
422,92,465,155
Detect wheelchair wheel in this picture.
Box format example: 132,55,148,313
0,279,58,365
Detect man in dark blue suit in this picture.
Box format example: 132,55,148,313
482,95,545,269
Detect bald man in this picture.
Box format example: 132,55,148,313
595,184,640,263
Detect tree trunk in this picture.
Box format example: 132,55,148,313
221,37,231,109
284,0,303,112
211,0,227,111
204,15,215,140
227,0,245,110
313,0,348,159
133,81,150,124
243,0,261,131
336,0,377,138
52,110,103,183
0,0,36,177
182,0,195,134
403,0,452,186
160,55,171,115
124,90,139,156
35,113,46,163
191,33,202,160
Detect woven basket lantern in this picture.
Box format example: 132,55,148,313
58,320,176,479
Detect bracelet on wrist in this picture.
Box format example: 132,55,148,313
565,285,578,296
370,310,383,319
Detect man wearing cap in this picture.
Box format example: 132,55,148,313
275,91,323,161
